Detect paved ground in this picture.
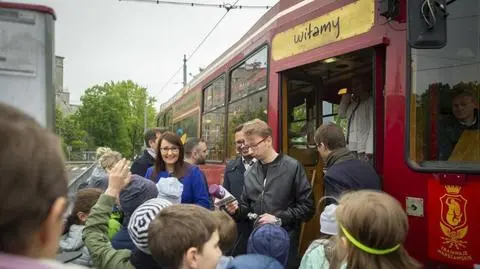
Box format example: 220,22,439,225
66,163,93,182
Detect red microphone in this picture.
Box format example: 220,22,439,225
209,184,236,208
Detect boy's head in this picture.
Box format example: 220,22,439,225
211,210,237,254
128,198,172,254
0,103,68,258
149,204,221,269
71,188,103,225
247,224,290,268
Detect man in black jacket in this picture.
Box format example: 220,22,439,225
222,124,256,256
226,119,314,268
130,127,167,177
314,122,380,204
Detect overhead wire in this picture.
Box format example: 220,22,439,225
149,0,244,99
119,0,271,11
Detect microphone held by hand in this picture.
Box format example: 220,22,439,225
209,184,236,208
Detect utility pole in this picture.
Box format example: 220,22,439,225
183,54,187,87
144,97,148,133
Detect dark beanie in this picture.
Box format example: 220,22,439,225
226,254,284,269
120,175,158,225
247,224,290,268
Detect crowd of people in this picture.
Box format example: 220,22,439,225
0,102,422,269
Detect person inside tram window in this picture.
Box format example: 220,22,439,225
0,103,84,269
338,77,374,163
438,90,480,161
130,127,167,177
145,132,211,209
222,124,256,256
225,119,315,269
314,122,380,205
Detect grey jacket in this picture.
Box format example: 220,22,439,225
59,225,92,267
236,154,315,231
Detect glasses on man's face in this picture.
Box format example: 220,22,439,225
245,137,268,149
160,147,179,153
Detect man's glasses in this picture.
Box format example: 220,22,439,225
245,137,268,149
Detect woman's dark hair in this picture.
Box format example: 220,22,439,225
152,132,188,181
64,188,102,234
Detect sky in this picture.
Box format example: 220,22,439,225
7,0,278,107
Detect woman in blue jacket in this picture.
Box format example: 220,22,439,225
145,131,210,209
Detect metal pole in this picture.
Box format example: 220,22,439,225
183,54,187,87
144,97,147,132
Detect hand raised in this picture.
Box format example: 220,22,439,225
105,159,131,197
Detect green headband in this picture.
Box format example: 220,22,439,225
340,225,400,255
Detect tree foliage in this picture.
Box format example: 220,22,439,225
55,106,89,157
76,80,156,159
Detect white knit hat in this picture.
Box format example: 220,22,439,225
156,177,183,205
128,198,172,254
320,204,338,235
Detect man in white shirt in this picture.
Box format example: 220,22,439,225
338,77,374,163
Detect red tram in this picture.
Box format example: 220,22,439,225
156,0,480,267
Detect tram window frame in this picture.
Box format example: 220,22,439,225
227,90,268,160
405,1,480,173
203,74,226,113
229,45,268,103
201,74,227,163
202,107,226,163
172,112,200,140
226,44,269,160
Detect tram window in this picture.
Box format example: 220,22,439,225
204,87,213,112
227,90,267,160
172,113,199,141
202,107,225,162
322,102,348,136
230,47,268,102
290,102,308,145
203,75,225,112
162,108,172,130
408,1,480,169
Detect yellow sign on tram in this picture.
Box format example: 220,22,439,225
272,0,375,61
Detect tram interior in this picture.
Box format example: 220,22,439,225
281,48,375,253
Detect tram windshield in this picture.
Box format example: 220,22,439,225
409,1,480,170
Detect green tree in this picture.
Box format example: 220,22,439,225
55,106,89,158
77,80,156,159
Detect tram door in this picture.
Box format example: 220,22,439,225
280,47,384,254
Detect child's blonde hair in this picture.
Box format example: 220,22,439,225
95,147,112,160
335,190,421,269
99,151,122,170
212,210,237,253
